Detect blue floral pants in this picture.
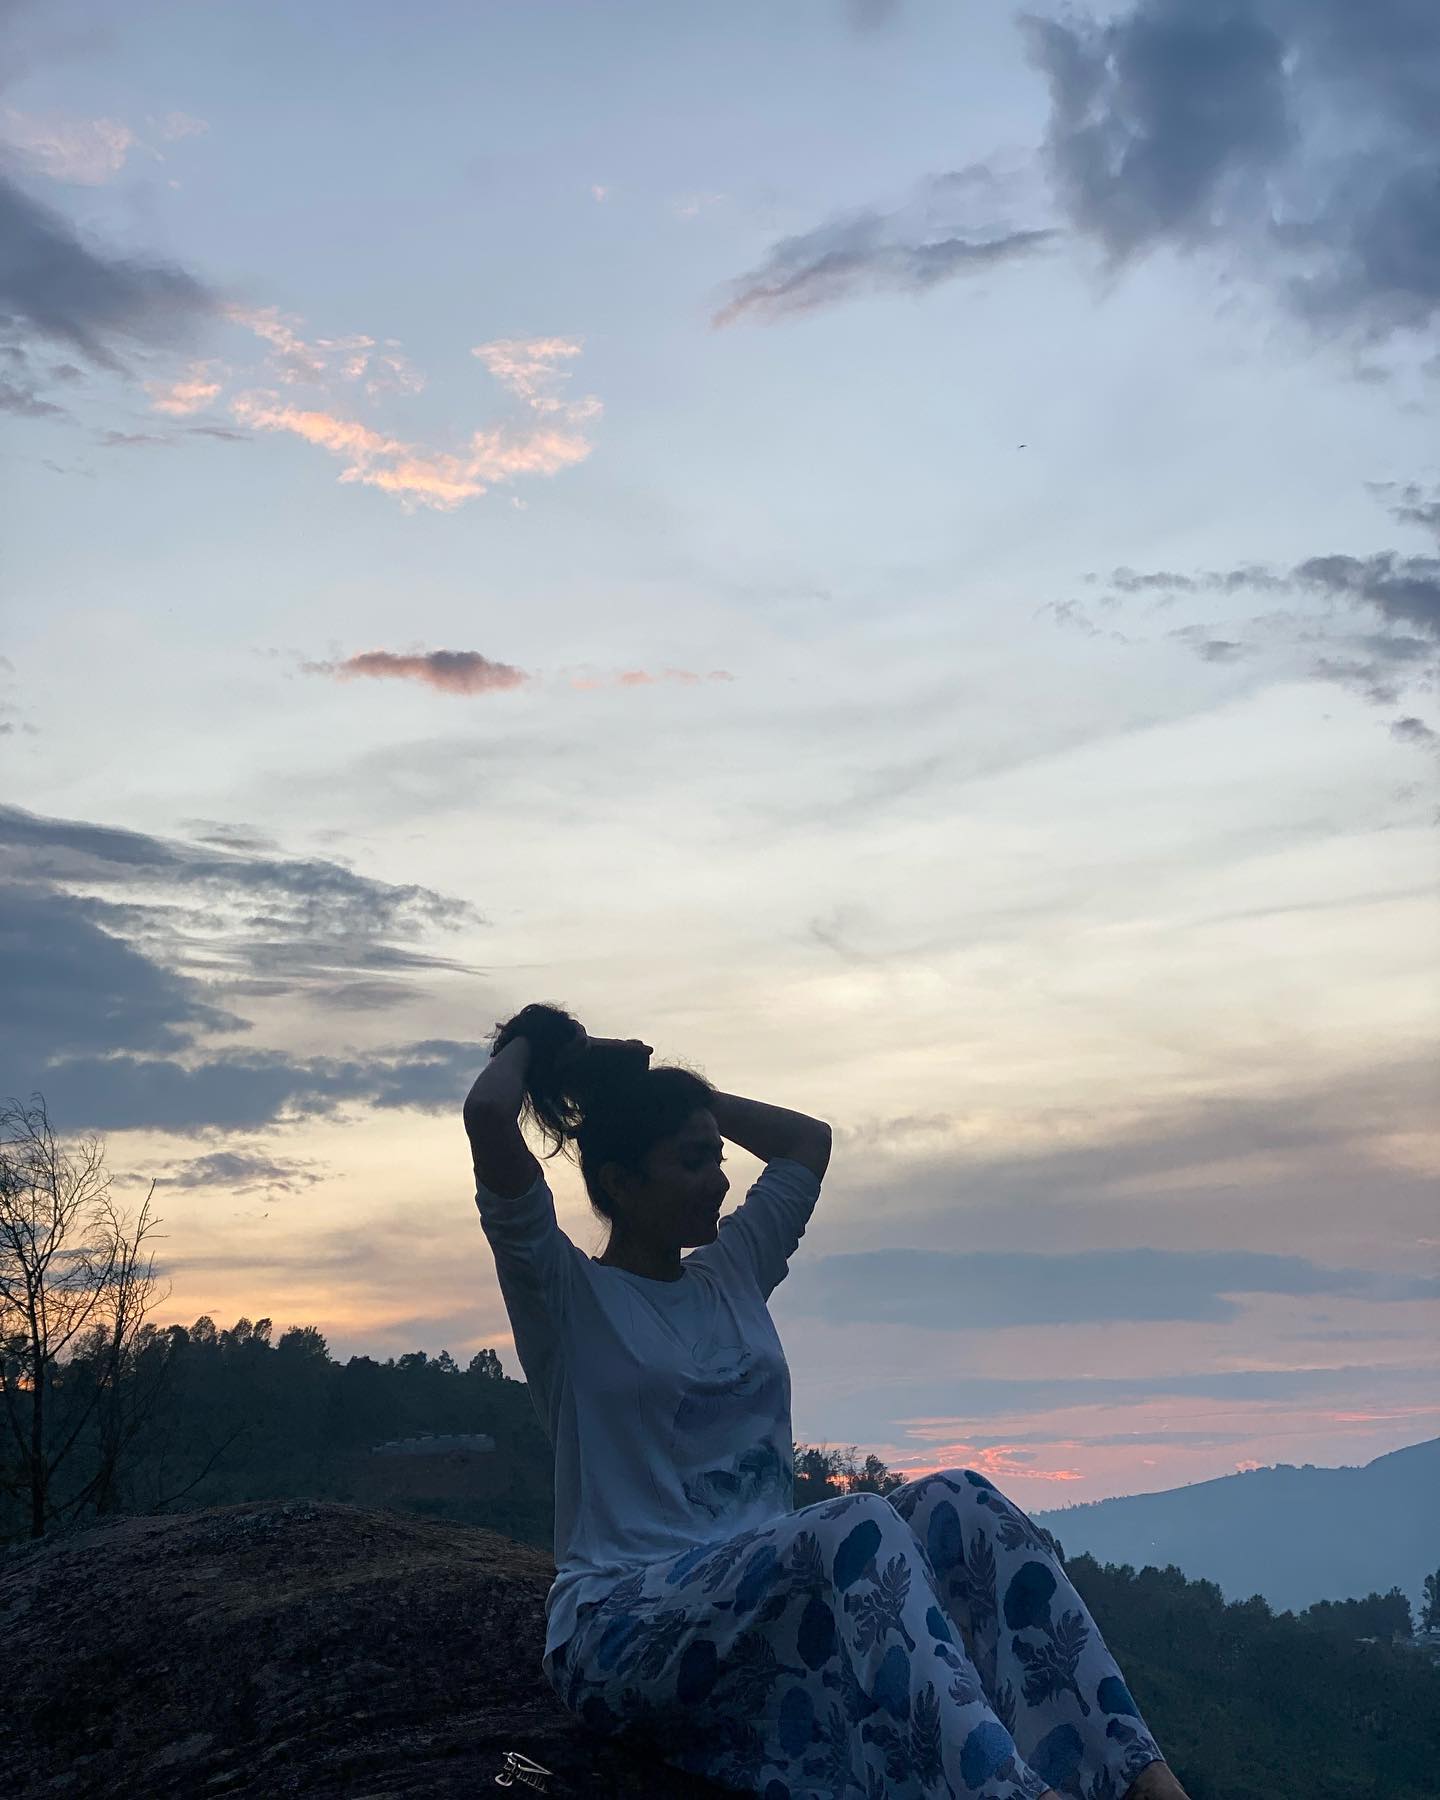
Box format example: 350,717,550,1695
543,1469,1166,1799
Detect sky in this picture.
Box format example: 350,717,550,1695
2,0,1438,1513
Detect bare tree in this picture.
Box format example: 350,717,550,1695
0,1095,169,1537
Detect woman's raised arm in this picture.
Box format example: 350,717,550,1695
708,1090,831,1180
464,1037,542,1199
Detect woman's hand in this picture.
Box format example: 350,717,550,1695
553,1029,653,1077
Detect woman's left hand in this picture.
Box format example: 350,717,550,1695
556,1031,653,1075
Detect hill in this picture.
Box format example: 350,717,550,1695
1035,1436,1440,1612
9,1496,1440,1799
0,1499,731,1800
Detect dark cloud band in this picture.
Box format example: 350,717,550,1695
1024,0,1440,339
783,1246,1438,1329
0,805,486,1134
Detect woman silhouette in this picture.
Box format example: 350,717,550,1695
464,1002,1189,1800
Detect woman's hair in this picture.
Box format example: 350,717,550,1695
489,1002,716,1223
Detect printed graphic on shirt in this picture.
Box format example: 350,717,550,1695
673,1343,793,1520
682,1437,792,1519
673,1343,781,1434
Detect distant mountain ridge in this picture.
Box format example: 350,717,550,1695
1034,1435,1439,1614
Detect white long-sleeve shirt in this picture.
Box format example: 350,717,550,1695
473,1155,823,1661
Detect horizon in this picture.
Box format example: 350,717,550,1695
107,1297,1440,1516
4,0,1439,1515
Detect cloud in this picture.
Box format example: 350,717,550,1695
0,372,66,416
0,883,243,1066
1292,553,1440,640
304,649,531,696
225,303,379,388
0,801,477,989
0,106,136,183
0,337,73,416
782,1246,1439,1329
92,421,250,450
0,804,490,1134
223,305,427,402
302,650,736,697
470,336,583,412
1169,630,1251,664
568,666,736,691
180,820,280,854
155,1150,325,1195
0,100,210,185
673,192,724,221
1374,481,1440,539
1022,6,1289,259
152,111,208,143
145,358,223,415
829,1051,1439,1277
17,1039,483,1134
824,1362,1440,1427
1072,490,1440,726
228,391,595,513
1152,554,1440,705
97,428,171,447
1022,0,1440,340
714,169,1056,326
0,171,216,372
1391,714,1439,749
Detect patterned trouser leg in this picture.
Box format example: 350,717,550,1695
543,1468,1166,1800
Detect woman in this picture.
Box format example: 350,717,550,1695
464,1001,1190,1800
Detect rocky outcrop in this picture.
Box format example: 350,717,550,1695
2,1500,733,1798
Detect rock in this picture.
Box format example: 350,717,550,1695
1,1500,737,1799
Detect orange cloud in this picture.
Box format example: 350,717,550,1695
146,360,224,416
305,651,530,695
210,313,596,509
228,393,593,512
224,304,427,399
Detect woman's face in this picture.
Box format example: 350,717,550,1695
616,1108,730,1245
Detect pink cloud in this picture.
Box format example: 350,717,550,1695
870,1389,1440,1509
903,1441,1084,1484
304,651,530,696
